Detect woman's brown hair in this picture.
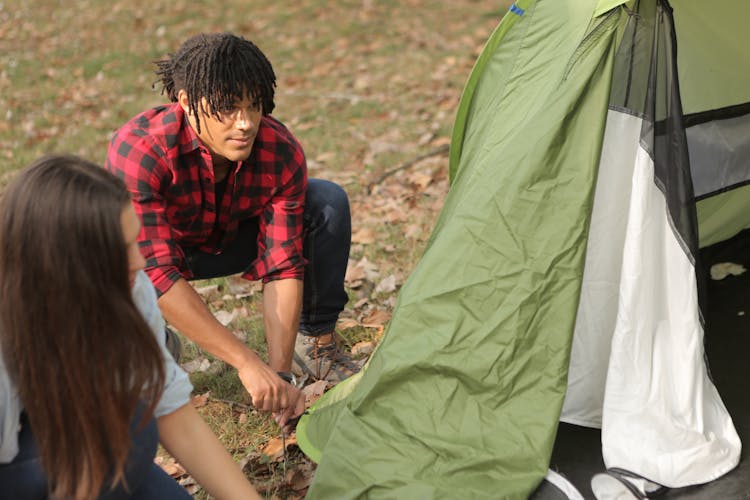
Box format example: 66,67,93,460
0,155,165,499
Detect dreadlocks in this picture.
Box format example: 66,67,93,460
154,32,276,133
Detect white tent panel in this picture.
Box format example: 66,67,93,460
599,112,740,487
563,109,739,486
561,110,642,428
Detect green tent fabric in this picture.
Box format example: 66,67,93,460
298,1,620,497
297,0,750,497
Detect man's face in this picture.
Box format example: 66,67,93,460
179,90,262,164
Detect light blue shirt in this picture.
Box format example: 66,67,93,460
0,270,192,463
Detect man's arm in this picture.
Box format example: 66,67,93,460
158,278,304,421
262,278,303,371
248,134,306,376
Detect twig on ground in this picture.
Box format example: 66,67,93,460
367,144,449,194
211,397,255,412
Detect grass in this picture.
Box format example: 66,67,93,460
2,0,512,497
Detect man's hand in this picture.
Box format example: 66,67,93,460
159,278,306,424
159,279,304,414
237,361,305,430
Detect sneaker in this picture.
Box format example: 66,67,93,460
164,327,183,363
292,332,360,384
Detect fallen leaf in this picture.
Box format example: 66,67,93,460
194,284,219,296
177,473,200,495
183,483,201,495
404,224,422,239
352,227,376,244
375,274,397,293
315,151,337,163
358,257,380,280
417,131,435,146
337,317,360,330
261,435,298,462
353,297,369,308
383,296,398,309
345,256,380,285
181,357,211,374
191,392,210,408
361,309,391,327
302,380,328,407
431,136,452,147
290,468,314,491
384,204,409,223
160,460,186,477
261,438,284,461
238,451,261,471
407,170,433,190
710,262,746,280
345,265,366,282
352,341,375,356
227,275,260,295
347,279,364,289
214,309,237,326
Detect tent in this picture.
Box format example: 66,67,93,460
296,0,750,497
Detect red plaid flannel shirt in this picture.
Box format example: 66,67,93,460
106,103,307,295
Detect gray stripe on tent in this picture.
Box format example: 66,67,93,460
688,112,750,198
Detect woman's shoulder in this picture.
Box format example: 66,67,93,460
131,270,164,340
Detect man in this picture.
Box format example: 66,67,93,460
106,32,353,416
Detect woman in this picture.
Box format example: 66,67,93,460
0,155,260,499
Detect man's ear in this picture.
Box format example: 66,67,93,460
177,89,190,114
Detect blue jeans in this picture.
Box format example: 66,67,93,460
0,411,191,500
185,178,351,336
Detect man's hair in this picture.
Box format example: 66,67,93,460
0,155,165,500
154,32,276,133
